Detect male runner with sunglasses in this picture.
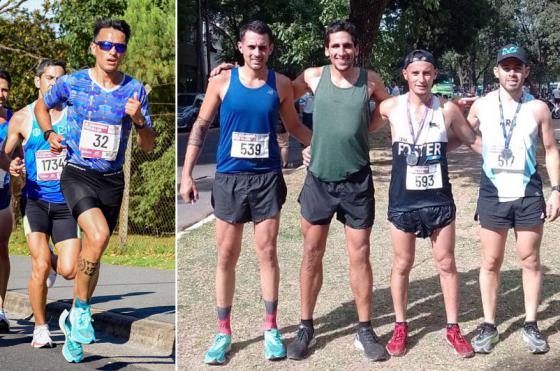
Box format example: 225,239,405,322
467,45,559,354
1,59,82,352
0,69,13,333
34,19,155,363
371,50,477,358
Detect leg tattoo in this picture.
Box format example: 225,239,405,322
78,258,99,277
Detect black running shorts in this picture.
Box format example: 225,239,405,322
475,196,545,229
60,163,125,234
211,171,287,224
22,197,79,244
298,165,374,229
388,204,456,239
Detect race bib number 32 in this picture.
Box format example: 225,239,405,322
406,164,443,190
79,120,121,161
36,150,67,181
231,132,269,159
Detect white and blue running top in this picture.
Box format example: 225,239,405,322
477,90,543,202
43,69,152,172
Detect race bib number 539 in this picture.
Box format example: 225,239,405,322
231,132,269,159
79,120,121,161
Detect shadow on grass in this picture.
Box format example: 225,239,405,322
226,267,560,357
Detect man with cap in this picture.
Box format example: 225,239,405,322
467,44,560,354
371,49,478,358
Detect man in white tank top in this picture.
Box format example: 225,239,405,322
467,44,560,354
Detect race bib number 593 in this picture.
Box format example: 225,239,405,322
79,120,121,161
406,164,443,190
230,132,269,159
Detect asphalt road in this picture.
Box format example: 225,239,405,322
0,318,173,370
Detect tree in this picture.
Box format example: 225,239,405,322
0,2,67,110
122,0,175,234
53,0,127,70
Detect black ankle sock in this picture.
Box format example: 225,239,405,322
358,321,371,329
524,321,537,328
446,322,458,329
301,319,314,331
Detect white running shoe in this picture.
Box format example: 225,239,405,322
0,311,10,332
31,324,54,348
46,267,57,288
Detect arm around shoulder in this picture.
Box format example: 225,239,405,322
277,73,312,146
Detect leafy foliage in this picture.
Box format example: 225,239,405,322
123,0,175,234
53,0,127,70
0,2,67,110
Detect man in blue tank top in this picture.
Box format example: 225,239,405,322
467,45,560,355
34,19,156,362
0,69,13,333
180,20,311,364
372,50,478,358
1,59,83,356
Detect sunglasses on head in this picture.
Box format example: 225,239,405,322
94,41,127,53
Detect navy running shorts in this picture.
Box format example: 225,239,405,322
388,204,456,238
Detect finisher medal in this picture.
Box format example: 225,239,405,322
406,94,433,167
501,147,513,160
406,152,419,166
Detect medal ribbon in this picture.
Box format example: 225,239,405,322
498,91,523,150
406,94,433,153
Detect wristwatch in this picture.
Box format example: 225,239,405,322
133,119,146,130
43,129,55,141
552,185,560,193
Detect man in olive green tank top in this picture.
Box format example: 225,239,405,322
286,20,390,362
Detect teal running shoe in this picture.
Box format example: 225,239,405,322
59,309,84,363
264,328,287,360
69,304,96,344
204,333,232,365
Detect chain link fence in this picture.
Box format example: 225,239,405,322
115,116,175,250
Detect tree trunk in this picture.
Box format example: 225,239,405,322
349,0,391,66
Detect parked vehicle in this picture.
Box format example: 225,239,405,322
177,93,220,132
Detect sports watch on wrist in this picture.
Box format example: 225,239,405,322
552,185,560,193
43,129,55,141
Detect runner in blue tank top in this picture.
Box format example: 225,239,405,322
1,60,82,353
34,19,156,363
180,20,311,364
0,69,13,333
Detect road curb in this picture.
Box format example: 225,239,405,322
4,291,175,354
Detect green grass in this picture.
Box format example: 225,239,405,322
177,139,560,370
9,224,175,270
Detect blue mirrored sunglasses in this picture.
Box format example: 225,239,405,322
94,41,127,53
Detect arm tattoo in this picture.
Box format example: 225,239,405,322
79,258,99,277
187,117,211,147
